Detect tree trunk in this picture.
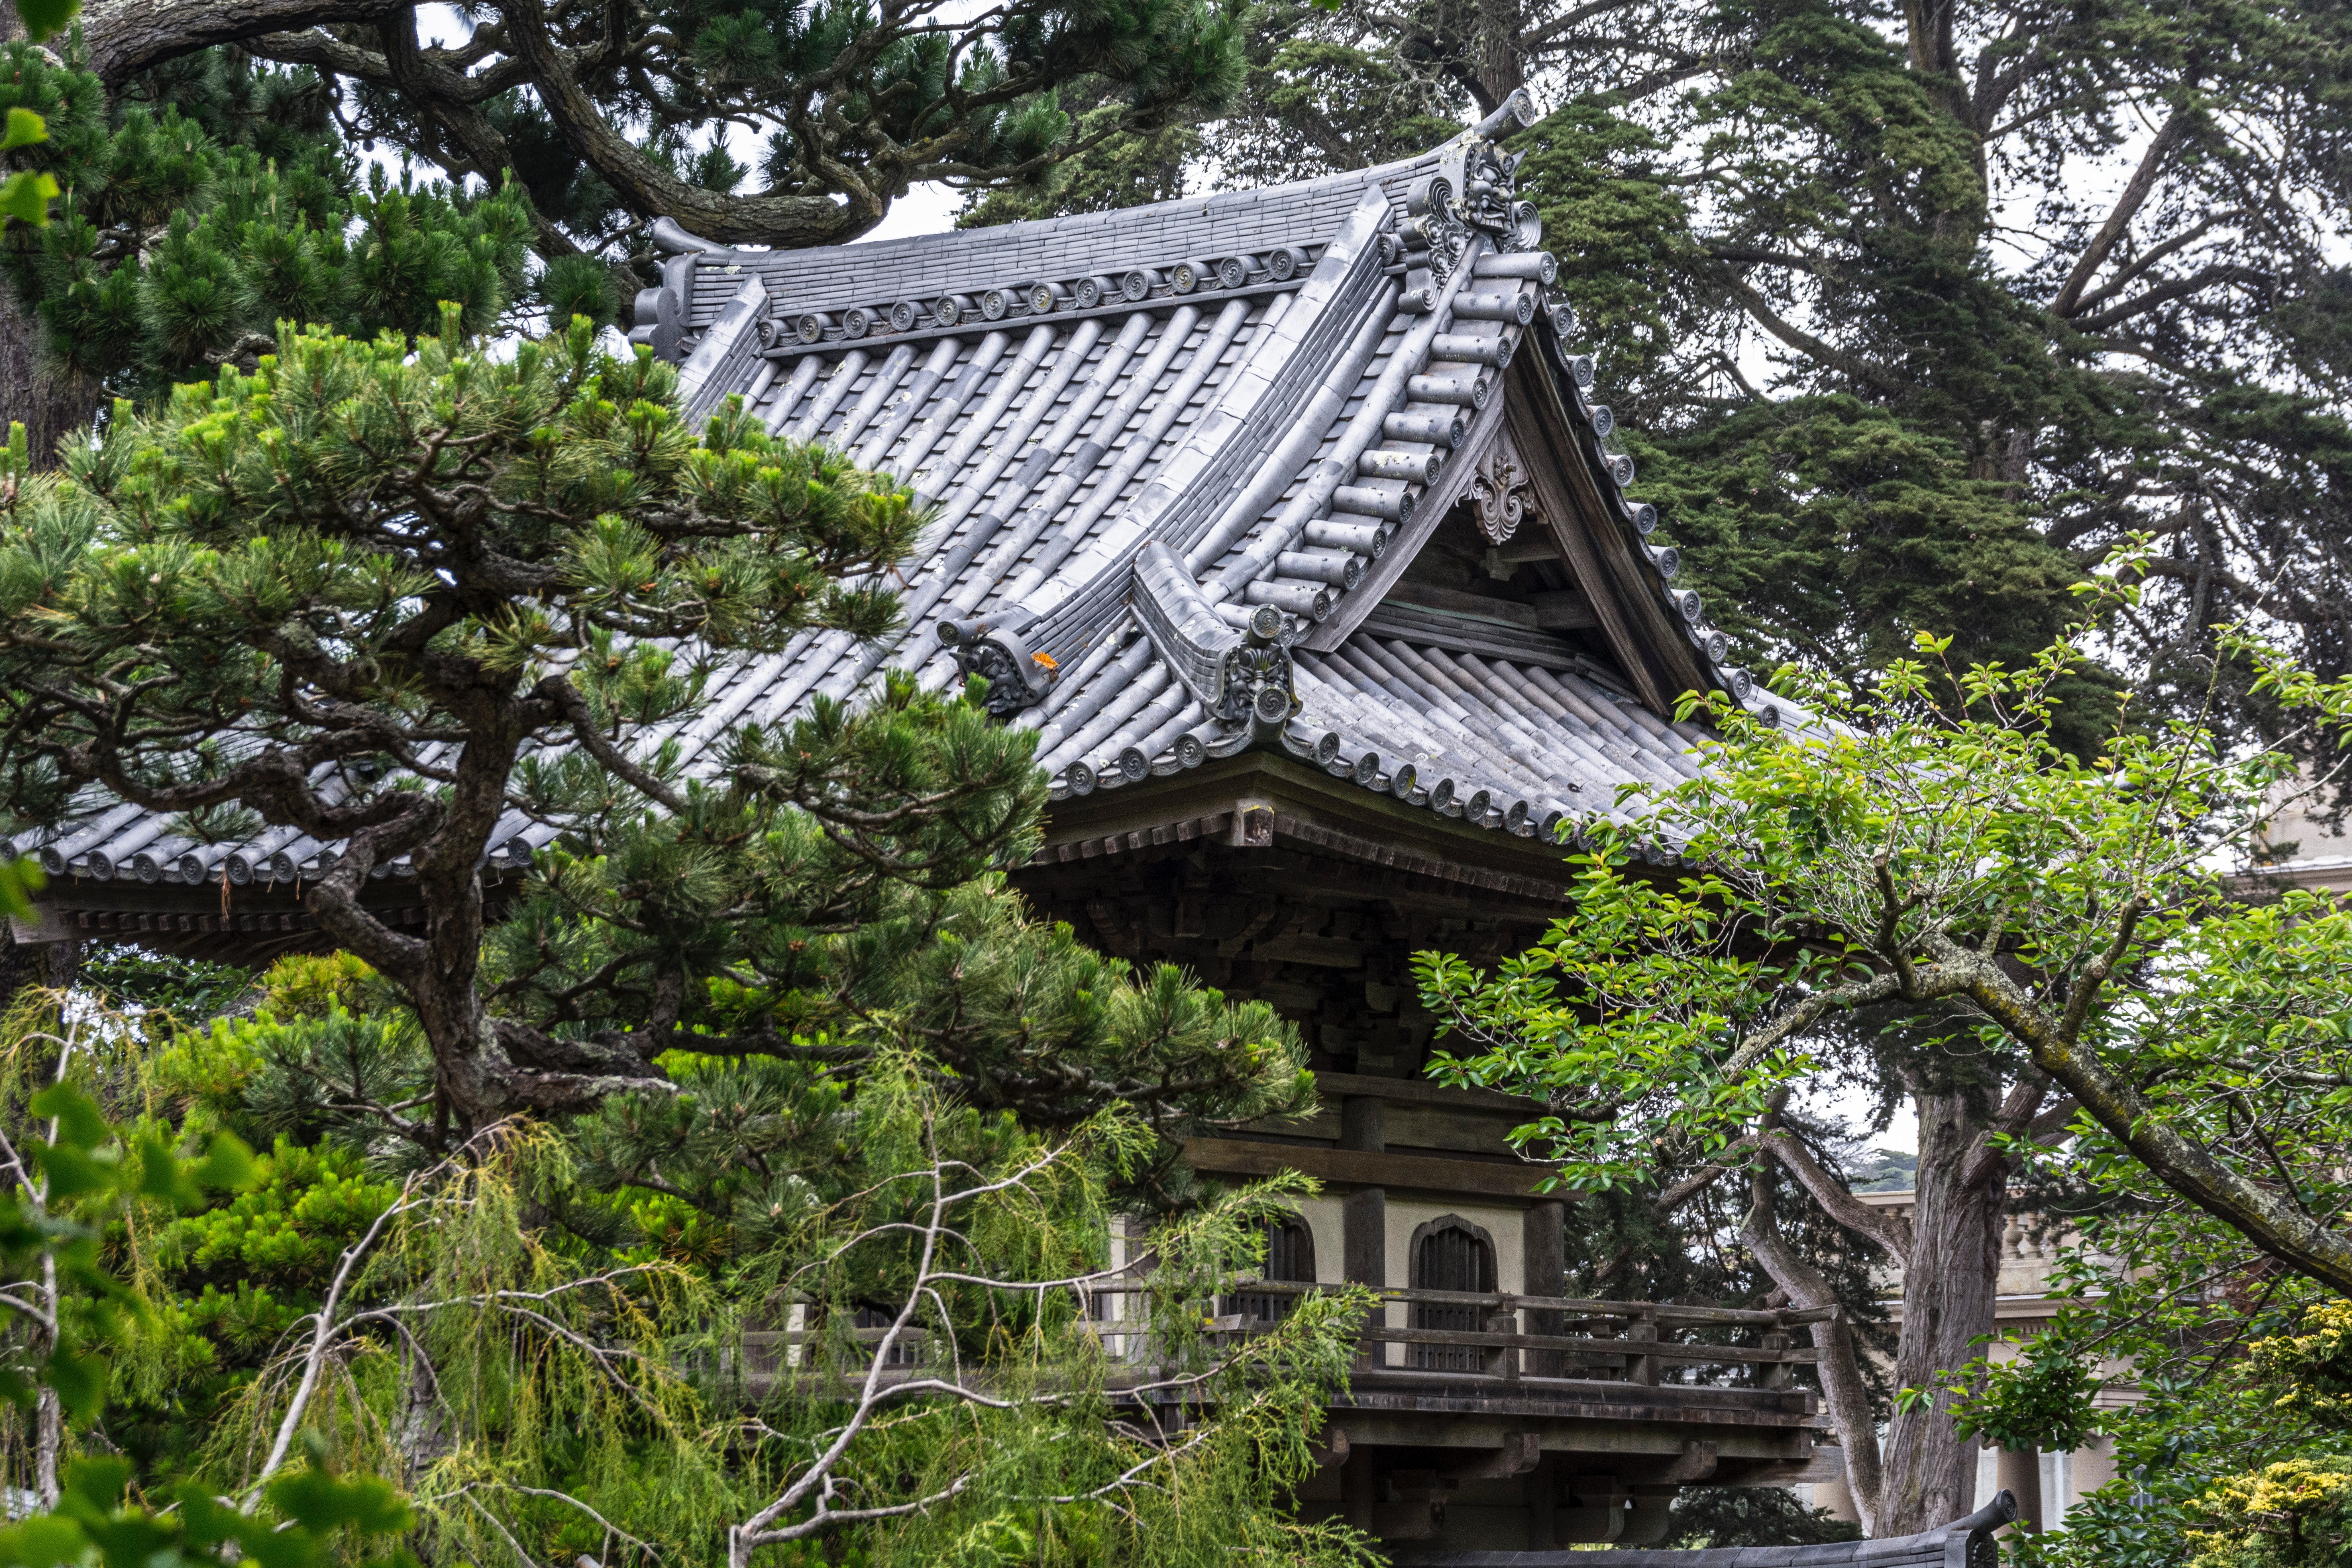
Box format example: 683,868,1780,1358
1741,1169,1889,1535
1931,936,2352,1298
0,935,79,1006
1,0,61,467
1875,1087,2007,1534
0,0,104,486
1474,0,1524,114
295,703,661,1135
0,290,104,467
0,0,103,478
493,0,887,247
395,1321,448,1480
31,1176,59,1507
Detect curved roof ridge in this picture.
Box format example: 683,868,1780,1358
649,143,1453,331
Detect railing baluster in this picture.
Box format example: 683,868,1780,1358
1626,1307,1659,1387
738,1282,1834,1402
1487,1293,1518,1380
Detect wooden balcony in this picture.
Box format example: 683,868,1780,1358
1193,1283,1825,1454
705,1285,1833,1549
720,1284,1830,1476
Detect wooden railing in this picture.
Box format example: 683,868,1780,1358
1131,1281,1830,1396
730,1324,922,1377
714,1288,1831,1403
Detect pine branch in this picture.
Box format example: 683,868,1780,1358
76,0,406,84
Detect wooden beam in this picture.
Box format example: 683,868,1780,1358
1353,1325,1820,1366
1506,356,1714,714
1718,1448,1845,1486
1184,1136,1558,1198
1266,811,1567,904
1030,752,1577,882
1315,1070,1544,1116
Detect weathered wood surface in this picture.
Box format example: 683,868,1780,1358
1184,1135,1553,1197
1393,1489,2017,1566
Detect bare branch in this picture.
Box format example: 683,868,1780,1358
2052,109,2191,318
1760,1129,1914,1264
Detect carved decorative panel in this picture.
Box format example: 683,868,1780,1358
1470,429,1539,545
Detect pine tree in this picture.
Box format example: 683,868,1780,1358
0,310,1309,1150
956,99,1202,228
2,0,1252,453
7,942,1361,1567
0,0,88,456
65,0,1250,252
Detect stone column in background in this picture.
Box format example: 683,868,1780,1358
1997,1446,2043,1530
2069,1434,2118,1507
1813,1472,1861,1523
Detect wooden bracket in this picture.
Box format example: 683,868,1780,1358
1308,1426,1350,1469
1555,1474,1628,1547
1447,1431,1542,1480
1665,1439,1719,1482
1377,1470,1458,1539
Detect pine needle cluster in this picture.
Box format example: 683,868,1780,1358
0,45,582,404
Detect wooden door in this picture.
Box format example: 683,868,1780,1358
1411,1219,1494,1370
1234,1217,1316,1323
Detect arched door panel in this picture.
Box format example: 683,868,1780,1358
1409,1216,1496,1370
1234,1216,1317,1323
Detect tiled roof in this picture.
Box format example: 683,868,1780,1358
13,92,1808,897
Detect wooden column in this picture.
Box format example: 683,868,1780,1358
1624,1309,1659,1386
1342,1448,1377,1533
1343,1186,1386,1368
1343,1188,1387,1285
1340,1091,1388,1365
1527,1453,1557,1550
1524,1200,1565,1375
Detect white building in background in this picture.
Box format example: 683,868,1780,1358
2247,780,2352,894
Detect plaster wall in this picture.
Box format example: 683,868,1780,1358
1291,1194,1346,1286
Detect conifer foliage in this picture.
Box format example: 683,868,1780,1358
235,0,1247,251
0,46,588,405
0,295,1336,1560
29,0,1253,260
4,952,1365,1568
